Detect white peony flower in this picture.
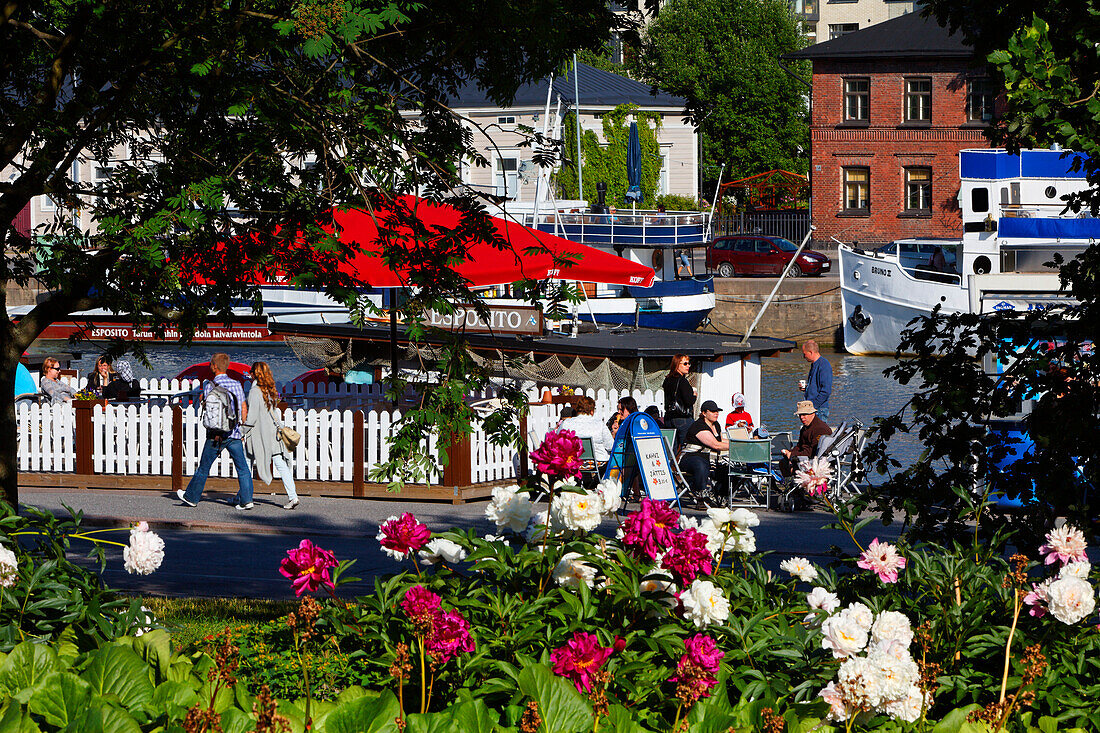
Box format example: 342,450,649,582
483,533,506,543
1059,561,1091,580
836,655,883,710
821,613,869,659
1046,575,1096,624
596,478,622,515
818,682,852,722
729,508,760,529
553,552,596,590
680,579,730,628
550,490,602,532
418,538,467,565
805,587,841,622
883,685,927,723
870,610,914,647
779,557,818,582
840,602,875,632
485,484,533,533
123,527,165,575
0,546,17,588
679,515,700,531
726,527,756,554
706,507,733,525
867,647,919,703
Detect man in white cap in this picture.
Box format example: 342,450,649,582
780,400,831,477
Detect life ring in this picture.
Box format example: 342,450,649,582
651,249,663,273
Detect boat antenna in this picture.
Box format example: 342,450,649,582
573,53,584,202
738,225,816,345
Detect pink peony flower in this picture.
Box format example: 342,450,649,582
1023,579,1052,618
683,634,724,673
401,585,443,627
427,609,475,662
856,538,907,584
278,539,338,596
1040,525,1088,566
530,429,584,479
551,631,615,692
378,513,432,560
669,634,724,702
794,457,833,497
621,498,681,561
661,528,713,583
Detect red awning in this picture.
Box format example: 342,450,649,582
301,196,655,289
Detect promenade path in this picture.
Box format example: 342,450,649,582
19,487,902,600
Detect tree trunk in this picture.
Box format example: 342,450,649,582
0,340,22,509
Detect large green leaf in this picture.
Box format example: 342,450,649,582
605,704,651,733
405,698,500,733
321,691,401,733
151,680,199,718
516,662,593,733
0,642,60,703
219,707,255,733
932,706,985,733
0,702,40,733
82,645,155,712
120,631,172,684
61,703,141,733
28,672,91,729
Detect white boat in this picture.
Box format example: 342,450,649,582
840,148,1093,355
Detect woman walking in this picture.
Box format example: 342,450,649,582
244,362,299,509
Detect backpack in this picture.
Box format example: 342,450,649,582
201,380,238,434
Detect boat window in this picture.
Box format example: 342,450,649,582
1000,187,1009,206
1010,182,1020,205
771,238,798,252
971,187,989,212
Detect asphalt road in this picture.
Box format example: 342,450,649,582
20,487,901,599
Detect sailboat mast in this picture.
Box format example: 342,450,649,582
573,53,583,202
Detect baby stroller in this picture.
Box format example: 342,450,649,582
776,420,867,512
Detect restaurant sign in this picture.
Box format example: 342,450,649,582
422,303,543,336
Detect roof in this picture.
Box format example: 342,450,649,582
449,61,684,111
269,320,794,360
786,11,974,61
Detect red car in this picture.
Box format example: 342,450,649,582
706,235,831,277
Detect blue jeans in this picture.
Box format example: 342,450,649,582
183,435,254,505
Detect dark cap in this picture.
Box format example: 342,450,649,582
700,400,720,413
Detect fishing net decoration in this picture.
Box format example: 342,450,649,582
285,335,673,393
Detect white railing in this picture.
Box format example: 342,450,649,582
17,384,667,483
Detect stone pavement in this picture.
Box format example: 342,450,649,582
18,486,903,599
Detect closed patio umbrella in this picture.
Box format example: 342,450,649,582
625,121,642,207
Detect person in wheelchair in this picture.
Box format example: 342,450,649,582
779,400,831,478
678,400,729,506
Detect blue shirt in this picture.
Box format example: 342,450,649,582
805,355,833,413
204,374,247,440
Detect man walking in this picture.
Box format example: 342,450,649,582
801,340,833,419
177,353,253,509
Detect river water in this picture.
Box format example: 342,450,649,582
56,343,921,467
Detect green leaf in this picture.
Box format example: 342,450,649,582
932,705,986,733
0,702,39,733
219,708,255,733
151,680,199,717
323,691,401,733
0,641,60,703
29,672,91,729
605,704,649,733
62,703,142,733
82,645,155,712
516,662,593,733
405,698,500,733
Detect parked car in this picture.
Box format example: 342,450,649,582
706,235,831,277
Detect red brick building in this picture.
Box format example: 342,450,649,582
788,13,995,246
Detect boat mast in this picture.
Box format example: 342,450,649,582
574,53,583,203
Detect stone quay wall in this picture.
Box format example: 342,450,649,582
706,277,842,349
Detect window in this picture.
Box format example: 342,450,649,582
494,156,519,198
843,167,870,212
829,23,859,39
844,78,869,122
905,78,931,122
40,195,57,212
497,116,516,125
967,78,994,123
905,167,932,212
657,150,669,195
971,187,989,213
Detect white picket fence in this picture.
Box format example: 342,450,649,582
16,385,665,483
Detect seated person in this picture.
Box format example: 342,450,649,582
643,404,664,427
607,395,638,436
103,360,142,401
39,358,77,404
678,400,729,503
86,356,113,397
559,397,613,462
724,392,754,432
779,401,832,477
